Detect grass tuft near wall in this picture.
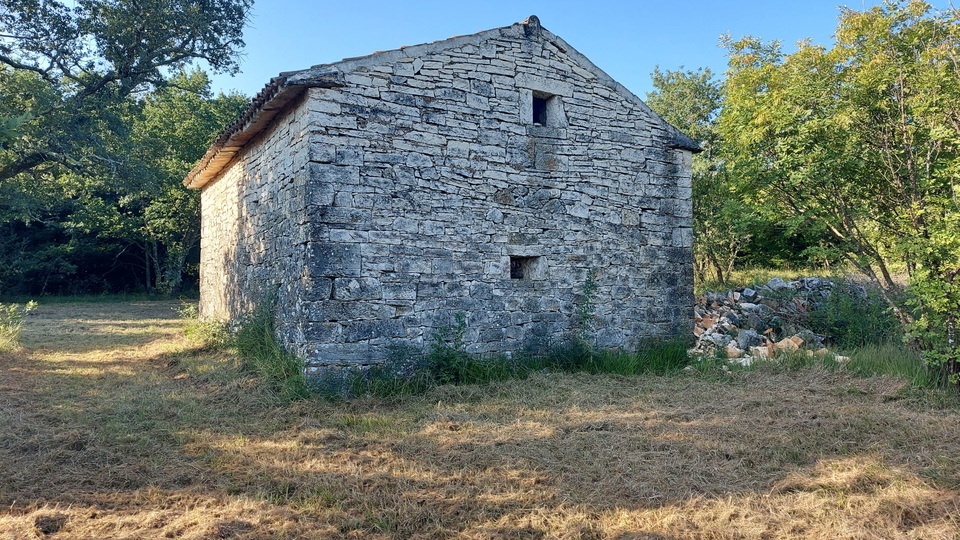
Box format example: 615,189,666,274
0,301,36,352
323,332,693,400
190,282,940,403
231,301,312,403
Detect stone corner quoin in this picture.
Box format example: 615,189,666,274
185,15,697,370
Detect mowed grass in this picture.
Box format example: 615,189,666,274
2,302,960,539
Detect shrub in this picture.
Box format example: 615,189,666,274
0,300,37,352
427,312,472,385
574,268,599,346
806,278,901,349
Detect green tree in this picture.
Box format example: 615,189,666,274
0,0,251,295
646,66,752,283
0,0,251,184
720,0,960,384
133,69,247,293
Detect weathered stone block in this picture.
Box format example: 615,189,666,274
301,276,333,301
308,163,359,185
332,277,383,300
308,206,370,225
309,243,361,276
343,319,405,343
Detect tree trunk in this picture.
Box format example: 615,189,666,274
875,257,897,291
948,315,959,393
164,249,187,295
707,251,725,284
845,253,913,328
151,242,162,293
143,243,152,293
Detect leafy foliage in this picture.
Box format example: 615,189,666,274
0,0,251,182
131,70,247,293
0,70,246,296
574,268,598,345
646,67,760,283
0,0,250,296
717,1,960,386
0,300,36,351
806,280,902,349
426,312,471,385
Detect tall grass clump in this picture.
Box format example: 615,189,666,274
846,343,939,388
234,298,311,402
577,339,691,376
0,301,36,352
177,302,231,350
799,279,941,387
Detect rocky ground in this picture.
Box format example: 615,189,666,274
692,276,853,365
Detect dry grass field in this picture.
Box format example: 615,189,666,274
1,301,960,539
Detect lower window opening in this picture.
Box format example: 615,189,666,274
510,256,539,280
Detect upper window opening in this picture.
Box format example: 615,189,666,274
533,96,549,125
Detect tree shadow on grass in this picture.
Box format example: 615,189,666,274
162,370,960,537
2,304,959,538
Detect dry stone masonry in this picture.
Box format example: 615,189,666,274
691,277,852,366
184,16,699,370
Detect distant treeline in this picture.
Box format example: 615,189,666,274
0,0,252,295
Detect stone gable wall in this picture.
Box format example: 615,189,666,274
200,25,693,369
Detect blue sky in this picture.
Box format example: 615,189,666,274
208,0,951,100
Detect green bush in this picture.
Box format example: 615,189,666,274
806,279,901,349
427,312,472,385
0,300,37,352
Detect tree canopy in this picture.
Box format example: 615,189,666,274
708,0,960,381
0,0,251,184
0,0,251,295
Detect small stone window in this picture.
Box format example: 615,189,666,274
532,96,549,125
531,92,559,126
510,256,539,280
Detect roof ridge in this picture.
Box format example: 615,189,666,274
184,15,699,190
184,17,539,189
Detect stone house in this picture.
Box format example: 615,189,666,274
183,16,699,370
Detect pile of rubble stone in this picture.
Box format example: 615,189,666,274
692,276,851,365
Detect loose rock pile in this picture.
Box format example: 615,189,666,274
692,277,851,365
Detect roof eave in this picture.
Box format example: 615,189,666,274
667,132,703,153
182,69,346,190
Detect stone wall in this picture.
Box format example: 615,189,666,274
199,20,693,369
199,94,312,343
